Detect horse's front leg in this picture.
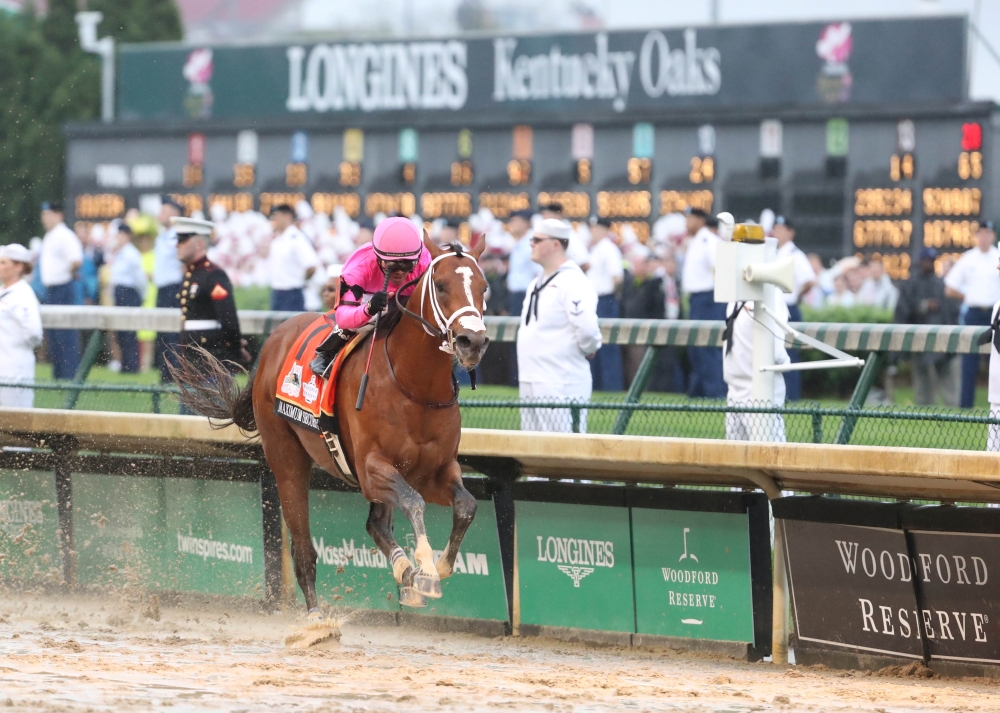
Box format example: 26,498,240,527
362,454,442,602
434,461,477,580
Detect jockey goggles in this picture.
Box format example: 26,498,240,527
378,258,417,274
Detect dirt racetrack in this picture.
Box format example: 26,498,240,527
2,591,1000,712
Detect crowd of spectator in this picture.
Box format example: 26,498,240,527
4,197,999,419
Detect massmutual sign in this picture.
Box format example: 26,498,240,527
117,17,965,124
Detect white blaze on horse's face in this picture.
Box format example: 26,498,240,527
454,266,486,333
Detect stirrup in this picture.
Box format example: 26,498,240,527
310,353,331,378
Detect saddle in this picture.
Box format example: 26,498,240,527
273,315,368,485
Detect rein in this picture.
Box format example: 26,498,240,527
382,329,459,408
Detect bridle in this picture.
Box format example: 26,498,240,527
394,245,485,356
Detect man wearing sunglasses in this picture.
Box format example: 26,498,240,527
310,217,431,377
516,218,602,433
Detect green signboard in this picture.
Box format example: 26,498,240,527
396,500,508,622
74,474,265,598
632,508,754,642
309,490,399,611
516,501,634,632
163,479,265,598
74,473,167,588
0,470,61,583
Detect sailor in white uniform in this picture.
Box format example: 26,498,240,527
723,299,790,442
984,251,1000,451
0,244,43,407
517,219,602,433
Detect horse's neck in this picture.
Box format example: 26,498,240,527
387,277,455,402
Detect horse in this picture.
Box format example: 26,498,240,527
170,234,490,612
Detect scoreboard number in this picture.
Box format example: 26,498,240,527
508,159,531,186
627,157,652,185
450,160,473,186
233,163,255,188
339,161,362,187
958,151,983,180
689,156,714,184
286,162,308,187
889,153,914,181
183,163,203,188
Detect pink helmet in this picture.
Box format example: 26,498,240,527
372,217,422,260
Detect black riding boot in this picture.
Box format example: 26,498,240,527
310,330,351,377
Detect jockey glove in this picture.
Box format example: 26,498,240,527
367,290,389,316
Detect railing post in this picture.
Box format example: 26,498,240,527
835,351,886,445
571,403,581,433
63,330,104,409
612,345,661,435
151,390,161,414
811,410,823,443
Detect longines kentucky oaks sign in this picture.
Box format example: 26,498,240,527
117,17,965,124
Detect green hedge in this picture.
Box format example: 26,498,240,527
797,306,893,398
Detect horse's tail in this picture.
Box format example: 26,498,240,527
166,345,257,435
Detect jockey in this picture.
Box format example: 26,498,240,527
310,217,431,376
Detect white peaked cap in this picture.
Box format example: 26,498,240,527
171,216,215,235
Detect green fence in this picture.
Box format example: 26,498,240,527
4,379,998,451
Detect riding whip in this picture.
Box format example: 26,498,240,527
355,268,392,411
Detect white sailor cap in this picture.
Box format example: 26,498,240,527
535,218,570,241
171,216,215,236
0,243,32,263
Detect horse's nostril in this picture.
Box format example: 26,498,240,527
456,335,472,349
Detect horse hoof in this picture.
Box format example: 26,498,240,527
399,586,427,608
305,609,327,629
413,572,443,599
436,559,453,580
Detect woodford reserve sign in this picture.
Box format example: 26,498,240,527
117,17,965,124
777,498,1000,665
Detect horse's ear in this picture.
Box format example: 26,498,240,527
470,233,487,261
423,229,442,258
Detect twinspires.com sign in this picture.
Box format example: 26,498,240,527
118,17,965,123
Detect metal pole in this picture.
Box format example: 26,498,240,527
63,330,104,410
612,345,661,435
835,351,886,445
741,472,787,665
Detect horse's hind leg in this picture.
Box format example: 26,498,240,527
363,455,442,600
434,462,477,580
260,421,320,615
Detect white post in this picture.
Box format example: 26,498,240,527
750,238,778,437
76,12,115,124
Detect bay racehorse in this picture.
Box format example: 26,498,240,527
170,234,489,613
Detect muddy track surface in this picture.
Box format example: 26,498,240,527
1,592,999,712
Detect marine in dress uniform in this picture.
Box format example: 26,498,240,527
154,196,185,380
945,220,1000,407
171,218,247,374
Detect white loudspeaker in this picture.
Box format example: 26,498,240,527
743,255,795,293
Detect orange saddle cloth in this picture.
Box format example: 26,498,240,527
273,315,364,433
